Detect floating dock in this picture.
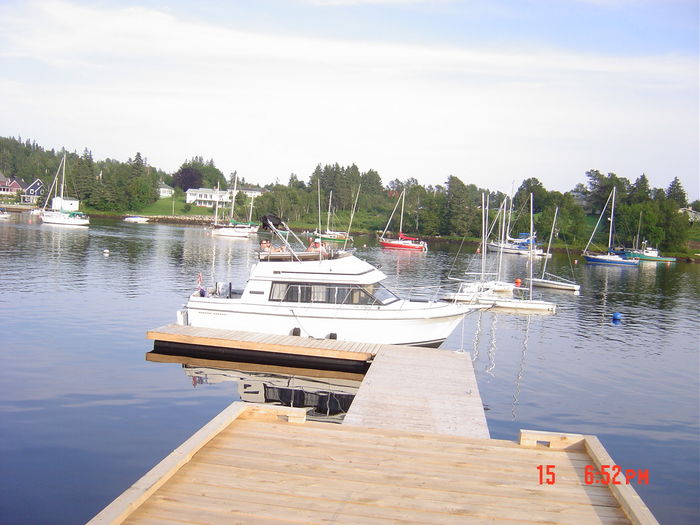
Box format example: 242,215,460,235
87,325,659,524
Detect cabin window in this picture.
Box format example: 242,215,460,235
269,282,375,305
363,283,400,305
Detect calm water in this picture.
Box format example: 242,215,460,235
0,214,698,524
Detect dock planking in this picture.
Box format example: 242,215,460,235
88,402,658,525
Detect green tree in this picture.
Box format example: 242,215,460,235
666,177,687,207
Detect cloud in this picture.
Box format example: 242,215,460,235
0,0,697,197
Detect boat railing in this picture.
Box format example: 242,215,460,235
391,282,453,302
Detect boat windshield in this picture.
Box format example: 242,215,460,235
362,283,400,305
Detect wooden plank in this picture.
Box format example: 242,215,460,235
87,403,306,525
584,435,659,525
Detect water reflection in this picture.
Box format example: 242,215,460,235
147,353,362,423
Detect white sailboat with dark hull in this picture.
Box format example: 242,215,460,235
583,187,638,267
179,215,485,347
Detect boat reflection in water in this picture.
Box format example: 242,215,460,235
147,353,363,424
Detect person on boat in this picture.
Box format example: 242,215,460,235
259,239,272,251
306,238,327,254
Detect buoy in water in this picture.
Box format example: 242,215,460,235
514,278,522,287
103,249,110,257
612,312,623,324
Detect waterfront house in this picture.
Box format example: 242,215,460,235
0,173,24,200
158,182,174,199
21,179,46,205
185,188,232,208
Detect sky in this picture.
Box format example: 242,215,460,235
0,0,698,198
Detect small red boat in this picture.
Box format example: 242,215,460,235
380,232,428,251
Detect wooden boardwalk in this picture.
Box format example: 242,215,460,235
89,402,657,525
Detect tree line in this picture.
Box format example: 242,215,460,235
1,136,696,251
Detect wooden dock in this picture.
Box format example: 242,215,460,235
88,402,658,525
103,324,661,524
147,324,489,438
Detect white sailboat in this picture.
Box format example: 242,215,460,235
40,154,90,227
211,175,259,238
528,207,581,292
487,195,544,257
446,194,556,313
583,187,638,267
314,190,352,243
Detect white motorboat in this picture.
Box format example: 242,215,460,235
0,208,10,219
179,216,484,347
40,154,90,227
123,216,149,223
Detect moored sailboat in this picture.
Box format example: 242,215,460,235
379,188,427,251
583,187,638,267
528,207,581,292
40,154,90,227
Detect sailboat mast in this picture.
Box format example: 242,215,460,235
317,178,322,235
230,173,238,220
542,207,558,278
213,182,220,226
59,153,66,208
248,196,254,223
529,193,534,298
481,193,486,281
326,190,332,232
399,188,405,234
635,211,642,250
608,186,616,251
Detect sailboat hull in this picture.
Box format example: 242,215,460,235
583,254,638,266
379,239,427,251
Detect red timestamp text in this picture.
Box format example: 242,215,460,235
537,465,649,485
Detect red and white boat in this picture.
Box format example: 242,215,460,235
379,188,428,252
379,232,427,251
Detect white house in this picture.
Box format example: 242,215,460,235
158,183,174,199
240,187,264,199
185,188,233,207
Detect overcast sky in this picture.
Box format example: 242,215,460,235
1,0,697,198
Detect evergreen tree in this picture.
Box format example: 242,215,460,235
666,177,687,207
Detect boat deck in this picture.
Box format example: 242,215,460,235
89,403,657,525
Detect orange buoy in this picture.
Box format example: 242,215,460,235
515,278,522,287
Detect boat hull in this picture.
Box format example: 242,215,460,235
379,239,427,251
622,250,676,262
583,254,638,266
41,211,89,226
528,278,580,292
182,299,480,347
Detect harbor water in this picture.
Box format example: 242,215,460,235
0,214,698,524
